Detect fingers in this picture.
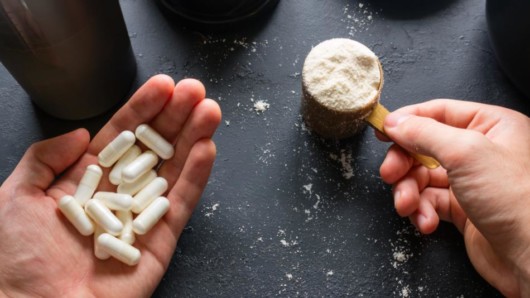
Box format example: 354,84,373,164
158,99,221,185
165,139,217,237
126,139,217,275
393,175,421,217
380,144,413,184
391,99,502,131
5,129,90,191
150,79,206,143
381,144,449,186
389,162,459,234
383,111,491,170
374,130,391,142
89,75,175,155
409,194,440,234
394,184,467,234
391,165,433,217
89,76,213,176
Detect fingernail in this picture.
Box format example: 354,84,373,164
417,214,428,228
393,191,401,202
385,113,410,128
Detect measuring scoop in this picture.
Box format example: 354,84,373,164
365,63,440,169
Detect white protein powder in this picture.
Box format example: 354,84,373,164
303,38,381,112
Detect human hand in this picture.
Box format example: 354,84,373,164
0,75,221,297
378,99,530,297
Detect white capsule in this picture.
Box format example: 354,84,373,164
117,210,135,245
135,124,175,160
94,225,110,260
85,199,123,236
94,192,133,211
122,150,158,183
97,233,141,266
74,164,103,206
117,170,157,195
58,195,94,236
132,177,168,213
109,145,141,185
98,131,136,168
133,197,170,235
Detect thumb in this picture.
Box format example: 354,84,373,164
383,112,490,169
6,129,90,191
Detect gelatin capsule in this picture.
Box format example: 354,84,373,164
98,130,136,168
85,199,123,236
132,177,168,213
58,195,94,236
94,192,133,211
94,225,110,260
117,170,156,195
117,210,135,245
97,233,141,266
135,124,175,160
122,150,158,183
109,145,141,185
74,164,102,206
133,197,170,235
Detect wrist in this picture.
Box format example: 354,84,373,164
0,282,96,298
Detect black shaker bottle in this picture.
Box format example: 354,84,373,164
0,0,136,120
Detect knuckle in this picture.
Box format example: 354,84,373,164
27,141,44,155
442,130,486,167
401,117,435,146
193,139,216,165
401,119,423,140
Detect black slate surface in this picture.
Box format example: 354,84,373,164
2,0,528,296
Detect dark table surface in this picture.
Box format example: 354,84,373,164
1,0,528,296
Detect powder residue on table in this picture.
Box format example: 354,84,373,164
254,100,271,113
342,2,378,37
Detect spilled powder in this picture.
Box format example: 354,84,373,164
342,2,377,37
254,100,270,113
329,149,354,179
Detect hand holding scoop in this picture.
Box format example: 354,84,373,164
301,38,440,169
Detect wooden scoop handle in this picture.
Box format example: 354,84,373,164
365,103,440,169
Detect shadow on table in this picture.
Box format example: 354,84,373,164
151,0,282,89
32,78,140,139
367,0,460,20
281,122,383,207
33,109,110,139
452,18,530,114
155,0,280,35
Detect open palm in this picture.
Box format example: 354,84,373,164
0,75,221,297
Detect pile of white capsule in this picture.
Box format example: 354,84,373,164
58,124,174,266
